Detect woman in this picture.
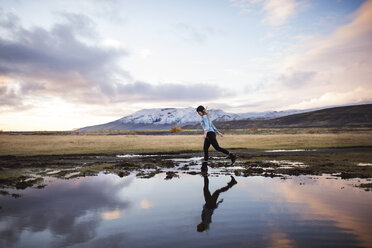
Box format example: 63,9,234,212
196,105,236,170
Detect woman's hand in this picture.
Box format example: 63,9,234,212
218,131,224,137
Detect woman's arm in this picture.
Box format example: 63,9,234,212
202,115,211,138
210,118,223,137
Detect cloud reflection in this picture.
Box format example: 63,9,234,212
140,199,153,209
101,209,123,220
0,175,132,248
275,177,372,247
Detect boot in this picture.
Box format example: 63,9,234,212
228,175,237,186
201,161,208,173
228,153,236,166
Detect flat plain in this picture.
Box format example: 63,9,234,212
1,131,372,155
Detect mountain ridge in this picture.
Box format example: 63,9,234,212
183,104,372,129
77,102,372,131
78,108,241,131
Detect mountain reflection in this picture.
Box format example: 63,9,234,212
0,175,132,248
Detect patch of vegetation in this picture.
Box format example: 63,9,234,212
11,193,22,198
136,169,162,179
169,126,183,132
356,183,372,191
164,171,179,180
0,190,9,196
234,167,264,177
0,175,44,192
0,168,28,180
77,163,115,174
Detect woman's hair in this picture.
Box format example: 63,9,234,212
196,105,210,116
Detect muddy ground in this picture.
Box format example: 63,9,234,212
1,147,372,195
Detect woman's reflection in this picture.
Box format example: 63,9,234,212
197,175,237,232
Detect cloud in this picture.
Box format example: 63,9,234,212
173,22,224,44
278,71,316,88
0,84,18,106
0,10,228,112
286,87,370,110
266,0,372,109
89,0,127,24
230,0,307,25
0,80,45,111
0,11,128,105
229,0,263,13
116,81,230,102
262,0,300,26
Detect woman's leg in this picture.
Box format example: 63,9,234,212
207,132,229,155
203,136,211,161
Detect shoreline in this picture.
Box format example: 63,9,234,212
1,147,371,191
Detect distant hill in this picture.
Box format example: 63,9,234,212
77,103,372,131
183,104,372,129
78,107,313,131
78,108,241,131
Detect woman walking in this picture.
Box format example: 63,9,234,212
196,105,236,171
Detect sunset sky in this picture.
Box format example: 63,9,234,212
0,0,371,131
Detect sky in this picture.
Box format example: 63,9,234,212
0,0,371,131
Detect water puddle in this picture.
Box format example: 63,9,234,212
265,149,317,152
167,157,245,174
357,163,372,167
1,171,372,248
264,160,307,169
46,170,62,175
64,171,82,178
116,154,167,158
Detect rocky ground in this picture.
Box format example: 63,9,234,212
1,147,372,195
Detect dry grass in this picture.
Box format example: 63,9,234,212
0,133,371,155
223,133,372,150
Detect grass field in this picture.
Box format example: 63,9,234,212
1,133,372,155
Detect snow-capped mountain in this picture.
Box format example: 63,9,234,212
78,107,241,131
118,108,240,125
77,101,372,131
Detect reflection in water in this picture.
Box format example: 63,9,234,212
0,172,371,248
101,209,123,220
197,175,237,232
140,199,153,209
0,175,132,248
275,177,372,247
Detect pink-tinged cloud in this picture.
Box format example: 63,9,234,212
270,0,372,110
230,0,307,25
262,0,300,26
0,11,229,112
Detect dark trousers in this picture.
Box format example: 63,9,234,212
203,132,229,161
203,176,231,209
